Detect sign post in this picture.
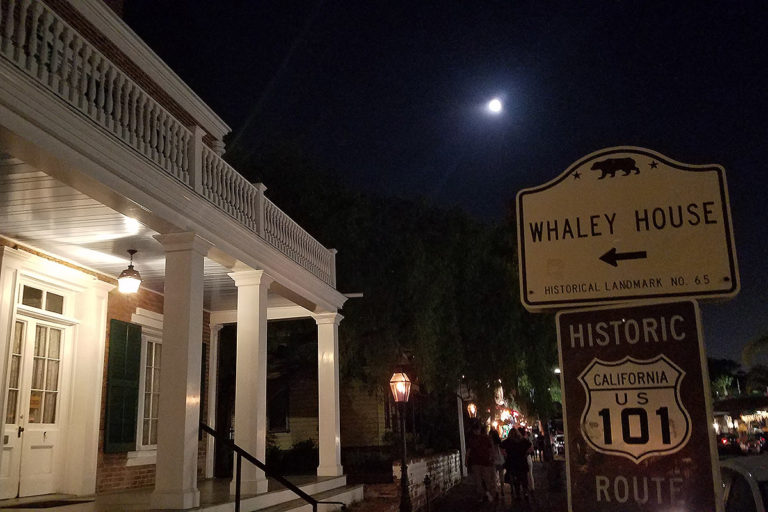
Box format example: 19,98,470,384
515,147,738,512
557,301,720,512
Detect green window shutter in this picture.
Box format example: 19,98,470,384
104,319,142,453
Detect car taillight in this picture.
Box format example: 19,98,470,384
721,438,728,445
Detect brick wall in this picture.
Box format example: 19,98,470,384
340,381,387,448
393,451,462,511
273,378,318,449
96,287,211,493
269,378,387,450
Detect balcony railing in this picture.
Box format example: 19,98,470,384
0,0,335,286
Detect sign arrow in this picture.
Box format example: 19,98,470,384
599,248,647,267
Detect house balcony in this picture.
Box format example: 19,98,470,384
0,0,348,508
0,0,337,297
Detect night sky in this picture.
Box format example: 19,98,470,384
124,0,766,363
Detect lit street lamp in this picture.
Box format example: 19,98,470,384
467,402,477,418
390,372,412,512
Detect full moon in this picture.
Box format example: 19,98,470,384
487,98,503,113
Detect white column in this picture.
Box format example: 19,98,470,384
229,270,272,494
205,323,223,479
151,233,211,510
64,280,114,494
314,312,344,477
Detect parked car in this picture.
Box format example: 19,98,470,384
719,433,741,456
553,434,565,456
741,435,765,455
721,456,768,511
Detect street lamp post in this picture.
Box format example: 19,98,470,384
390,372,412,512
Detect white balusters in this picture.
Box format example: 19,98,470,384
37,7,53,82
113,72,125,137
48,17,62,89
14,0,30,66
26,1,42,74
0,0,334,284
260,198,333,284
1,0,16,57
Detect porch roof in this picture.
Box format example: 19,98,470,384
0,0,345,313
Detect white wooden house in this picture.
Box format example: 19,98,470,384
0,0,360,509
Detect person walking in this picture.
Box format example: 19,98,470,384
489,428,506,497
465,420,497,503
523,430,535,494
501,428,533,501
535,432,545,462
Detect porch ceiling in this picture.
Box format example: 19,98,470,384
0,155,289,312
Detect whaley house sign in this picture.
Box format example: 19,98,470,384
516,147,739,512
516,146,739,311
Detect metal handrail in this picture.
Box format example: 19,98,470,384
199,422,346,512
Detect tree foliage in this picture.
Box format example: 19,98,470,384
227,144,560,440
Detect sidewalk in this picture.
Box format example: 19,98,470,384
348,460,567,512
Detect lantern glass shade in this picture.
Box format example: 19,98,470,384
118,250,142,293
389,372,411,403
467,403,477,418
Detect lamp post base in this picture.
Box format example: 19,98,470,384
399,402,412,512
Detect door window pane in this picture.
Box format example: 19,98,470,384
5,321,25,424
29,326,63,424
9,356,20,391
32,358,45,389
35,326,47,356
28,391,43,423
48,329,61,358
5,391,18,425
12,321,23,353
21,286,43,309
43,393,57,423
46,361,59,390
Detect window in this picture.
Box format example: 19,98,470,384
104,315,164,455
138,332,161,448
21,285,64,314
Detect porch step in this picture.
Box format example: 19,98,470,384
199,476,361,512
256,484,364,512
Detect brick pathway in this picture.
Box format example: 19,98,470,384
348,460,567,512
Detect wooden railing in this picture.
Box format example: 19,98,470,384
200,422,346,512
264,198,336,286
0,0,336,286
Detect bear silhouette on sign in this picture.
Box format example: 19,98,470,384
590,157,640,179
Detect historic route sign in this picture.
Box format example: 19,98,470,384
558,300,720,512
517,147,739,311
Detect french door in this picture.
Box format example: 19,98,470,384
1,316,66,499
